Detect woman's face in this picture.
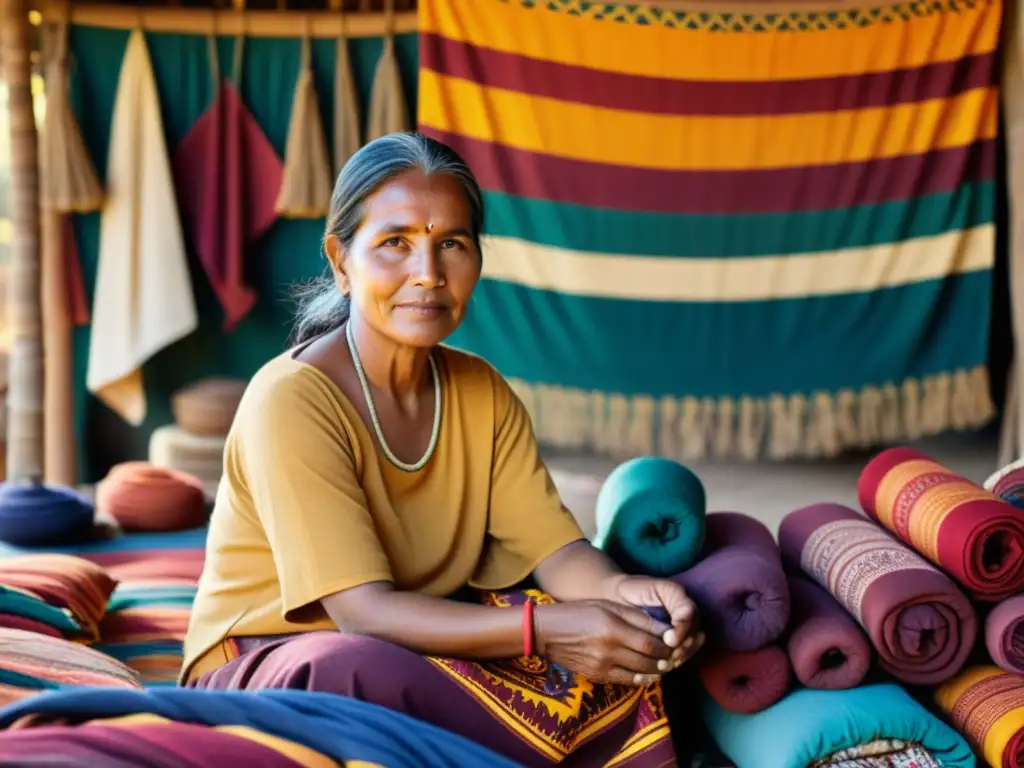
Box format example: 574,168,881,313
326,169,481,349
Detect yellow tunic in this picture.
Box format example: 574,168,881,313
181,346,584,682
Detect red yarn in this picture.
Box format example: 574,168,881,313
96,463,207,533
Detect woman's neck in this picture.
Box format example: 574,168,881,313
347,316,432,405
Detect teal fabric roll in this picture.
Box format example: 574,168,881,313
701,683,975,768
594,457,706,577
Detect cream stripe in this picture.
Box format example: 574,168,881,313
480,224,994,302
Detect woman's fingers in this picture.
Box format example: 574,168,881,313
602,667,661,687
602,604,674,659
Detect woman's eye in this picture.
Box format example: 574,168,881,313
382,237,402,248
441,239,462,250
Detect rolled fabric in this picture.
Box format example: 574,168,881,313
858,446,1024,601
170,378,246,438
986,595,1024,675
95,463,207,533
0,720,333,768
986,458,1024,511
936,666,1024,768
786,574,872,690
675,512,789,651
594,457,706,577
0,483,93,547
779,503,976,685
0,688,523,768
702,683,975,768
699,645,791,715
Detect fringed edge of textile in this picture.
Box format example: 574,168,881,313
510,365,994,461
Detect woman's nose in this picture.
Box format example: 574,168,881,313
410,248,444,288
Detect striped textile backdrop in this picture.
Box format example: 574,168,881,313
418,0,1000,461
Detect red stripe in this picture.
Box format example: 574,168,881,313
420,33,997,117
421,129,995,214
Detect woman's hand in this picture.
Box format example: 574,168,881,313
533,600,693,686
611,575,702,651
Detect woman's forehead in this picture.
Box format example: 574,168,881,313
362,171,471,227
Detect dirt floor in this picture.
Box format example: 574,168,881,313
544,427,1002,541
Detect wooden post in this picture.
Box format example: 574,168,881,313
2,0,45,484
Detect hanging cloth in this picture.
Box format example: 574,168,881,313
366,0,409,141
39,18,97,328
275,29,332,218
38,19,100,487
86,29,198,426
333,14,361,175
39,21,103,214
173,33,282,331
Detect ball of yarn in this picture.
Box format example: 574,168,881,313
594,456,706,577
171,377,246,437
0,482,94,546
985,458,1024,510
96,462,207,533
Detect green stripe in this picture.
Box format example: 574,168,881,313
482,182,994,258
449,270,991,399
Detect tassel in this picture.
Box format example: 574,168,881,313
276,32,333,218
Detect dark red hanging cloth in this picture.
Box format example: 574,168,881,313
173,35,283,331
61,216,90,326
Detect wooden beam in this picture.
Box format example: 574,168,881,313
38,1,417,37
2,0,44,483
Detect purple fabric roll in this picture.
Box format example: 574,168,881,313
985,594,1024,674
786,573,872,690
0,721,307,767
778,503,976,685
674,512,790,651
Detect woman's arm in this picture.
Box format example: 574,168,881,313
533,540,628,603
320,580,677,685
321,583,525,659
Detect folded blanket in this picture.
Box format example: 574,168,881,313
675,512,789,651
0,718,330,767
936,666,1024,767
985,595,1024,676
778,503,976,685
858,447,1024,601
699,644,791,715
594,457,706,577
702,683,975,768
0,687,521,768
786,574,872,690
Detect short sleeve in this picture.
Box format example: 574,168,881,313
233,369,393,619
471,371,585,590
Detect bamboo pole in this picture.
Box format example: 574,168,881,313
2,0,45,484
38,1,417,37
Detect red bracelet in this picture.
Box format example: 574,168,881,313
522,598,536,657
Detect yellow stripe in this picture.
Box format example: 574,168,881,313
982,705,1024,768
420,72,997,171
420,0,1000,81
217,725,339,768
479,225,993,302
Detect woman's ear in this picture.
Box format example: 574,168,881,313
324,235,350,296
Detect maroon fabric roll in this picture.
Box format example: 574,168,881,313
0,721,307,767
674,512,790,651
698,645,791,715
985,594,1024,675
778,502,976,685
786,573,872,690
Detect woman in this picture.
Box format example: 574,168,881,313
182,133,703,767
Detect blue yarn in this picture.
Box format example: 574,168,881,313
0,483,94,546
594,457,706,577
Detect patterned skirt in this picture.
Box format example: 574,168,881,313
187,590,674,767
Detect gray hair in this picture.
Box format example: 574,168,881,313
288,132,485,346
